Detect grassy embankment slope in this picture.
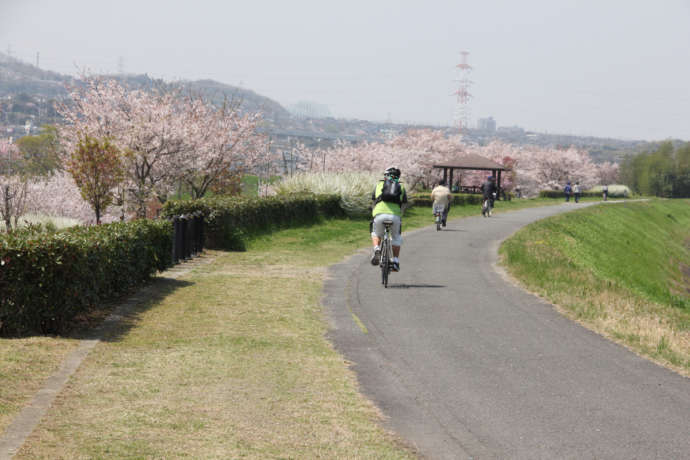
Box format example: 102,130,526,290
3,196,599,457
500,199,690,376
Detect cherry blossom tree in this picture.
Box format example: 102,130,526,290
57,77,191,217
57,77,267,213
0,139,30,231
316,130,607,197
25,172,113,225
321,129,465,189
596,161,619,185
175,96,265,198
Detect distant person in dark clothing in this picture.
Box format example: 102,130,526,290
564,182,572,202
603,184,608,201
481,175,497,216
574,182,581,203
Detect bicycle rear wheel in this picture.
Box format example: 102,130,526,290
380,238,389,287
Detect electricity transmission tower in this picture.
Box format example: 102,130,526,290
453,51,473,133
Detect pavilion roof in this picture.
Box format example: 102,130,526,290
433,153,508,171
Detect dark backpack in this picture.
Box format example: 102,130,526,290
378,178,402,204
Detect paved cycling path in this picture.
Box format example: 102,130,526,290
324,202,690,460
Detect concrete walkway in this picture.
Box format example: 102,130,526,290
324,202,690,460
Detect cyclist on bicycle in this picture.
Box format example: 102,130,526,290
481,175,497,216
431,180,452,227
370,166,407,272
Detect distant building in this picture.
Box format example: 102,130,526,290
477,116,496,132
497,125,525,135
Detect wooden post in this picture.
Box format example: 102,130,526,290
449,168,454,190
443,168,448,185
497,169,502,200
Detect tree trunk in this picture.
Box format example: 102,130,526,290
3,185,12,232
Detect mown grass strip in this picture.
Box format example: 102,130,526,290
0,338,80,434
11,211,430,459
500,199,690,375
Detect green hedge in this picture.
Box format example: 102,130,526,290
0,220,172,336
538,190,601,199
161,193,343,251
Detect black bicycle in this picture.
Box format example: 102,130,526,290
481,192,496,217
380,219,394,287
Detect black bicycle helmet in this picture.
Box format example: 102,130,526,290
384,166,401,179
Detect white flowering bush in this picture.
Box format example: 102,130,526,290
275,172,379,217
587,184,632,198
0,214,81,232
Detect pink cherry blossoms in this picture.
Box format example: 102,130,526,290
317,129,615,196
57,76,266,218
0,138,29,230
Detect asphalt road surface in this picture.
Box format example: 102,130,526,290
323,202,690,460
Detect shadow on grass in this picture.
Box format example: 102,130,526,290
1,276,194,342
79,276,195,343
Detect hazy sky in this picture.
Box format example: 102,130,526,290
2,0,689,140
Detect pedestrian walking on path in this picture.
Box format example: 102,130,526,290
564,182,572,202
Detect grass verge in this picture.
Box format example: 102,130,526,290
12,209,440,458
500,199,690,376
0,337,80,434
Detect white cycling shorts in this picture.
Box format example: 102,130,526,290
371,214,402,246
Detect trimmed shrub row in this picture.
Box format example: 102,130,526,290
0,220,172,336
0,193,342,336
161,193,343,250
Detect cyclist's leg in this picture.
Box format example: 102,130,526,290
370,215,385,265
390,215,402,270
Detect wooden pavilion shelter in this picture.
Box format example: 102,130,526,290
433,154,510,199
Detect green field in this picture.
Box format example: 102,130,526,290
500,199,690,375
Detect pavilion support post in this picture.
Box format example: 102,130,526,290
449,168,454,190
442,168,448,185
497,169,502,200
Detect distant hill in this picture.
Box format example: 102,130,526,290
0,51,661,162
0,52,291,123
180,79,292,124
0,52,72,97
